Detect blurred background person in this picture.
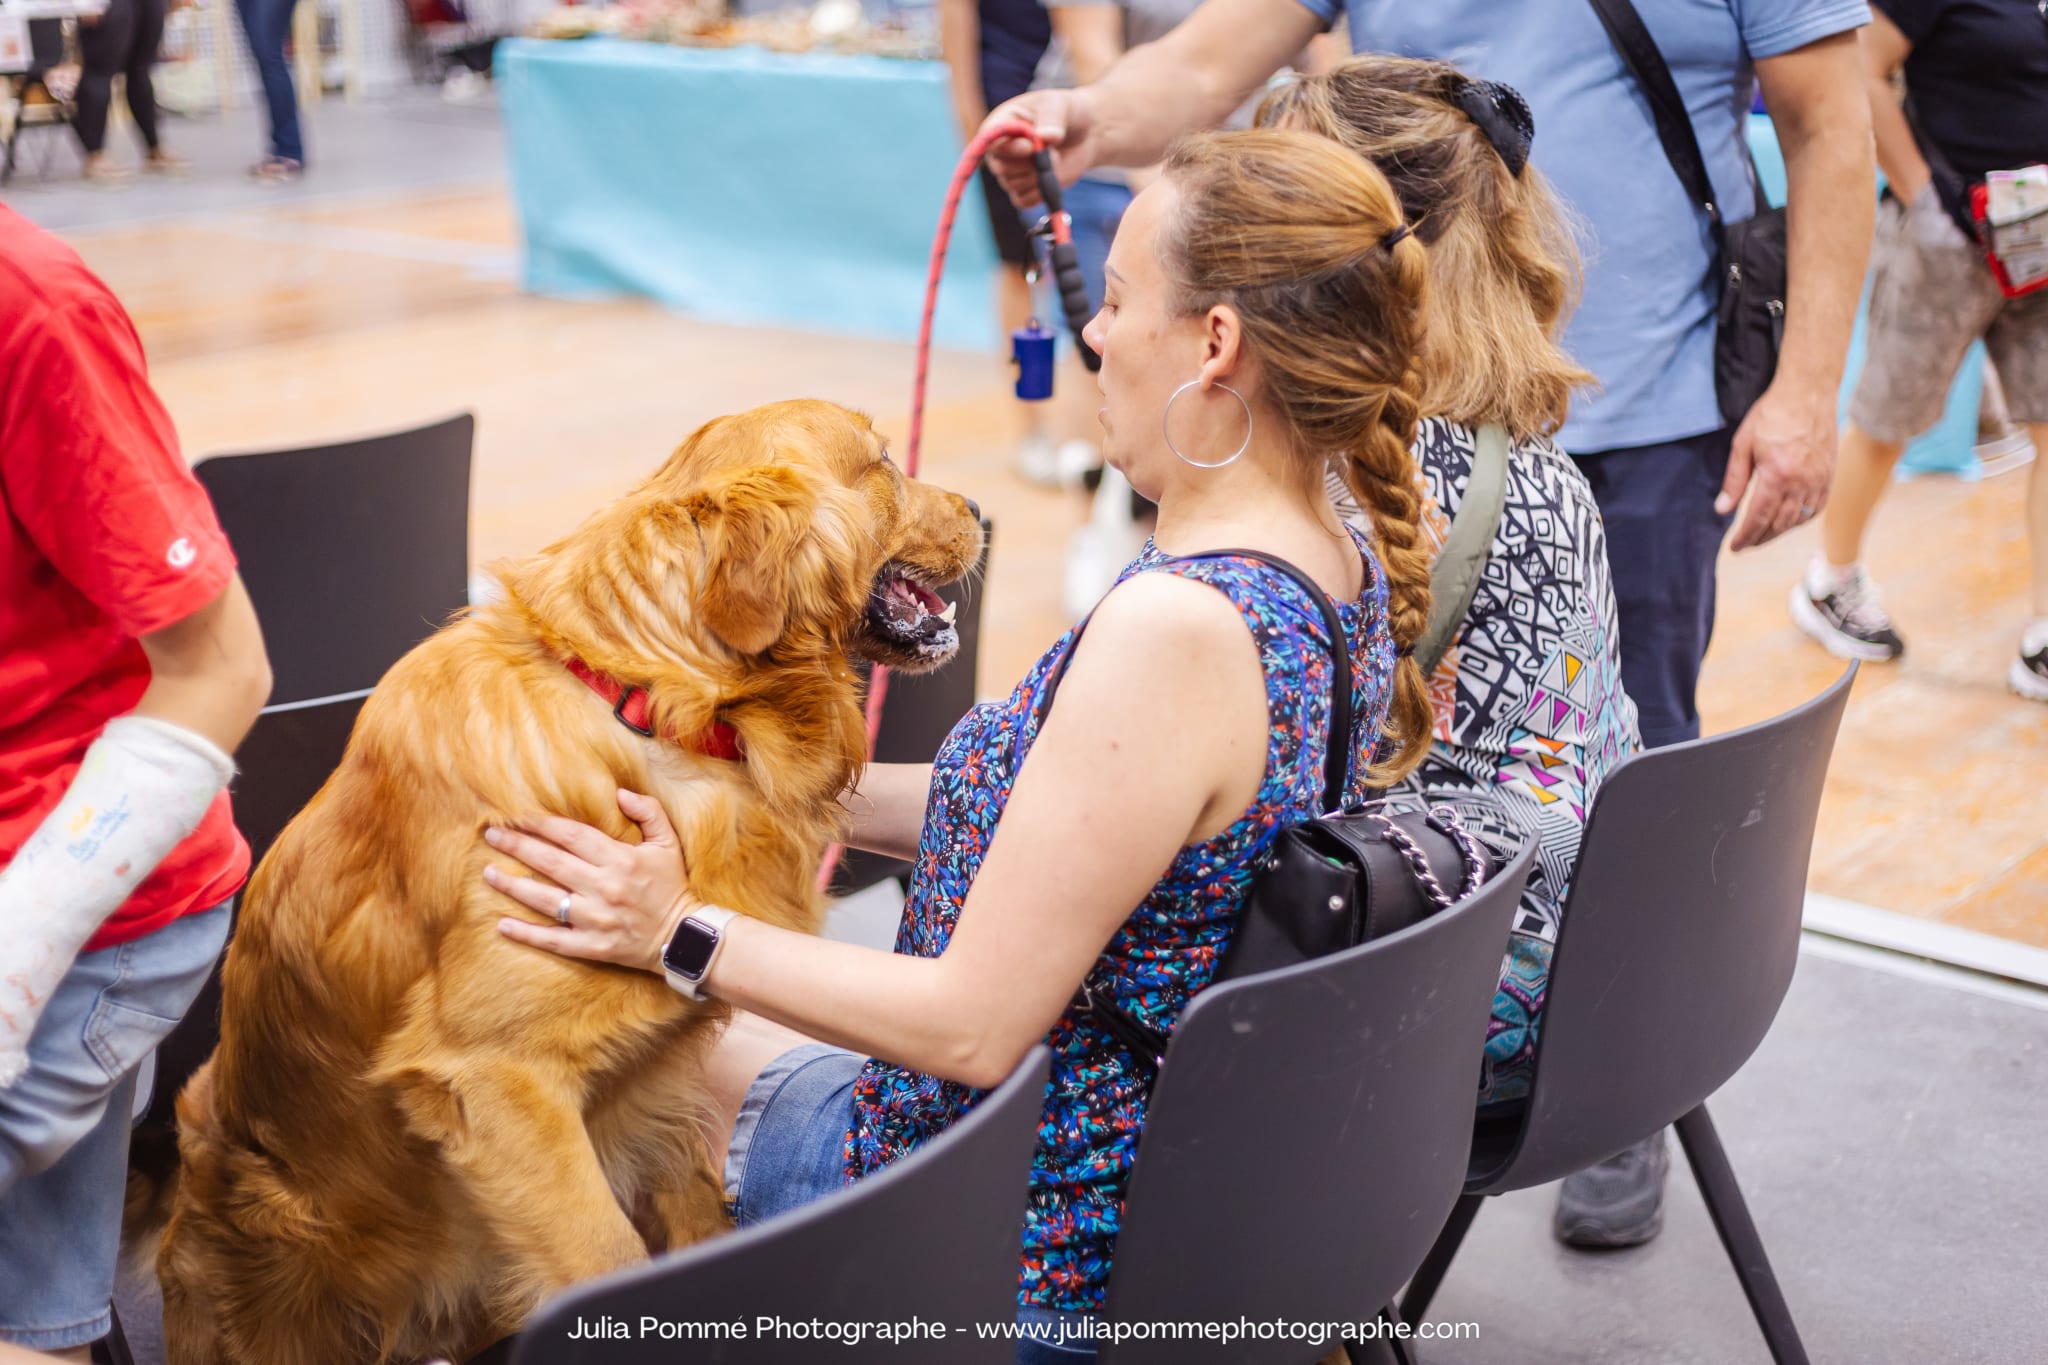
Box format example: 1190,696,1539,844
73,0,182,185
1790,0,2048,700
235,0,305,179
941,0,1053,478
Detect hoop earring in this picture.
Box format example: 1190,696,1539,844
1163,380,1253,470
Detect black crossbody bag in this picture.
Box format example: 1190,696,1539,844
1589,0,1788,425
1036,547,1496,1078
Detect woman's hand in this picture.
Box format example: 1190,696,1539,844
485,789,696,974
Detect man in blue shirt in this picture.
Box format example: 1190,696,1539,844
983,0,1871,1247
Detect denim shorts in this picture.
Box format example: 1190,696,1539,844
0,901,231,1350
724,1043,1096,1364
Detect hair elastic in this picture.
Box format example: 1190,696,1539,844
1381,223,1413,251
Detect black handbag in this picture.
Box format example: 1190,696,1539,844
1038,547,1495,1078
1589,0,1788,426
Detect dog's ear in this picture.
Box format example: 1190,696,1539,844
686,465,821,655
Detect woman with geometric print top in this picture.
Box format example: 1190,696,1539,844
1265,58,1644,1116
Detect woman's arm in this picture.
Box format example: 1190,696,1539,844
1860,11,1927,202
489,575,1268,1089
838,761,934,860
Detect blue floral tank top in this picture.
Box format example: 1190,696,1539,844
843,525,1396,1313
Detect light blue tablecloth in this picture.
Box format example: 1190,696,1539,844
1748,112,1983,477
497,37,997,349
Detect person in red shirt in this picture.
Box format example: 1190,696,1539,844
0,204,271,1361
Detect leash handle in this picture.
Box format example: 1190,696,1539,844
1032,151,1103,374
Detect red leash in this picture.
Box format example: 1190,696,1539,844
815,123,1049,893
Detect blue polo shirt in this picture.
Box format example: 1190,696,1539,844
1299,0,1869,453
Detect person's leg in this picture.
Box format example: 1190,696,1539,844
1819,422,1908,570
1799,185,2003,660
234,0,303,167
1985,289,2048,698
122,0,165,153
0,904,228,1356
71,0,136,168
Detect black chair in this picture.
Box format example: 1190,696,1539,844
1096,846,1537,1365
835,520,992,893
485,1046,1052,1365
1399,665,1858,1365
130,417,474,1154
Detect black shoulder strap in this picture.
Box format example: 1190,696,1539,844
1586,0,1726,247
1036,549,1355,812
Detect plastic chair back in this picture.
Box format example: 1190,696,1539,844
1098,848,1534,1363
1474,665,1856,1192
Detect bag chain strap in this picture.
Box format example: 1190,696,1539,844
1365,805,1486,913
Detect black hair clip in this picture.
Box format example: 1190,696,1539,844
1452,79,1534,178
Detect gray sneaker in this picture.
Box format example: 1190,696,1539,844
1554,1131,1670,1249
1789,559,1905,662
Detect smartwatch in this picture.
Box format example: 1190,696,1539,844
662,906,739,1000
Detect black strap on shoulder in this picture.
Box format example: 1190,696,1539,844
1586,0,1726,251
1036,548,1356,812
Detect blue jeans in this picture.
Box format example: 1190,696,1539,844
725,1043,1095,1365
0,902,231,1350
233,0,303,163
1571,427,1736,748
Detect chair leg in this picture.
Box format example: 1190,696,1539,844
1674,1103,1811,1365
1397,1191,1483,1327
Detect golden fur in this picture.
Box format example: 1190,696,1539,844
156,400,982,1364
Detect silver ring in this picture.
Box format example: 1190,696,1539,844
1799,504,1815,519
555,894,573,926
1163,380,1253,469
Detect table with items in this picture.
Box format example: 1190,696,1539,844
497,8,998,348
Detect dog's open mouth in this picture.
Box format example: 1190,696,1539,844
867,566,960,661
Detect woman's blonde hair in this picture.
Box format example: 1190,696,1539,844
1159,129,1433,785
1257,56,1595,440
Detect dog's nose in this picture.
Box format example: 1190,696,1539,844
963,497,982,523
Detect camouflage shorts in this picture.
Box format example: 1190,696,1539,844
1848,181,2048,443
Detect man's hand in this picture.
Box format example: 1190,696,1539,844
982,90,1098,208
1718,376,1838,550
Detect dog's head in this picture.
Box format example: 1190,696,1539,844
617,400,983,672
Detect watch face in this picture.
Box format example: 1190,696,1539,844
663,919,719,978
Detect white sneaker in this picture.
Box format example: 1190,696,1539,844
2012,621,2048,703
1014,432,1060,486
1789,558,1905,662
1054,439,1101,488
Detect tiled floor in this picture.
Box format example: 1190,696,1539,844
9,96,2044,949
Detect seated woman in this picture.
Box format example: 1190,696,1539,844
1260,58,1643,1115
479,128,1434,1357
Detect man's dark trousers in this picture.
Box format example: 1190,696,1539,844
1572,426,1738,749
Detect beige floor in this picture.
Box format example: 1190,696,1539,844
59,181,2048,947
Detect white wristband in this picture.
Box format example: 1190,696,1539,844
0,715,234,1089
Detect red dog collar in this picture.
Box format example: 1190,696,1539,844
564,658,745,762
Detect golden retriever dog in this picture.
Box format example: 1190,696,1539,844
156,400,982,1364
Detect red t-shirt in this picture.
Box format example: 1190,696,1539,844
0,205,250,952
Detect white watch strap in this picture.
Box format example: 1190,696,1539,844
664,906,740,999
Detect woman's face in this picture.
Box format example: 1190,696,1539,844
1081,179,1240,499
